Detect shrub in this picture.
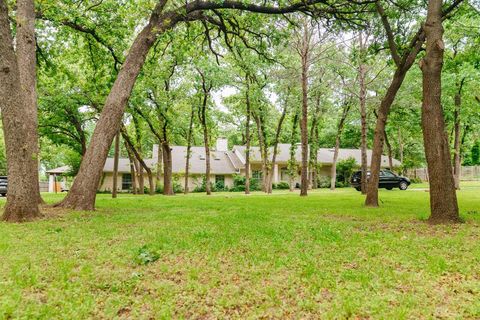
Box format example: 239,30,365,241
318,176,331,188
273,181,290,190
336,157,359,186
410,177,422,184
229,174,260,192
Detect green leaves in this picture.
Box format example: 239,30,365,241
134,245,160,265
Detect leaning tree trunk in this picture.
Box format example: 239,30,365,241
112,132,120,198
56,3,177,210
123,133,155,196
420,0,459,224
245,87,252,194
384,130,394,170
267,105,288,194
365,58,422,206
0,0,40,221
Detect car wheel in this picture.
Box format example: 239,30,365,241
355,187,361,191
386,187,393,190
399,181,408,190
1,193,6,197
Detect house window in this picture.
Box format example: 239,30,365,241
215,175,225,188
122,174,132,190
252,170,262,180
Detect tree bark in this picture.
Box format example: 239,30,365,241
309,94,321,189
384,130,394,170
17,0,43,205
365,47,424,206
420,0,459,223
126,142,137,194
289,108,300,192
452,79,465,190
365,0,464,207
56,3,179,209
112,132,120,198
162,142,174,195
198,70,212,195
156,139,162,192
245,84,252,194
299,22,311,196
330,101,351,190
122,130,154,195
358,32,368,194
267,104,288,193
0,0,40,221
253,110,269,193
184,105,195,194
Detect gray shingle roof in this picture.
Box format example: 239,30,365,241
232,144,401,167
47,142,400,175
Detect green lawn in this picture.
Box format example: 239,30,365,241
1,184,480,319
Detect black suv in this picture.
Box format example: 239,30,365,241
0,176,7,196
350,170,410,191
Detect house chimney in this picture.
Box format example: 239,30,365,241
152,144,159,158
216,138,228,152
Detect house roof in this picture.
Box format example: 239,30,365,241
232,144,401,167
169,146,238,174
46,165,72,174
47,142,400,175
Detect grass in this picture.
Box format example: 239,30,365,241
1,183,480,319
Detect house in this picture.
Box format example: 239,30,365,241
46,138,400,192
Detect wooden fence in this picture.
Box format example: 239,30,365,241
407,166,480,182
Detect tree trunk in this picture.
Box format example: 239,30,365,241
267,104,288,194
398,128,404,173
420,0,459,223
358,32,368,194
184,105,195,194
384,130,394,170
252,111,268,193
198,73,212,196
245,86,251,195
330,102,351,190
0,0,40,221
330,136,341,191
309,94,321,190
17,0,43,205
126,142,137,194
122,129,154,195
112,132,120,198
162,143,174,195
365,55,423,206
452,79,464,190
299,24,310,197
156,139,162,192
289,108,300,192
56,3,177,210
